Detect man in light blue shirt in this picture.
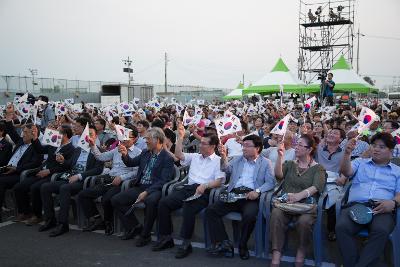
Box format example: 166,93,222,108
337,132,400,267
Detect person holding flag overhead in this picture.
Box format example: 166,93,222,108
39,124,104,237
337,132,400,267
78,124,141,235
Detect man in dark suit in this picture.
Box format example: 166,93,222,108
13,124,75,226
0,120,43,222
0,122,13,168
111,127,175,247
39,124,104,236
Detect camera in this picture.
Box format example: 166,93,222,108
317,71,327,81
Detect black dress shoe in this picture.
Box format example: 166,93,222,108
239,245,249,260
49,224,69,237
136,235,151,247
152,237,174,251
38,219,57,232
120,224,143,240
82,219,104,232
207,240,234,258
175,244,192,259
104,221,114,236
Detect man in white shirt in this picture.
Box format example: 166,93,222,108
224,132,244,158
152,122,224,259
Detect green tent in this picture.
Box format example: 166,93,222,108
223,82,245,100
306,55,379,94
243,58,312,95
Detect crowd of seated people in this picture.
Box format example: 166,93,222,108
0,95,399,267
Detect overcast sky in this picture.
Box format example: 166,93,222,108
0,0,399,89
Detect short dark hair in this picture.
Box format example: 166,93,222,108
75,117,89,128
331,127,346,140
89,124,97,133
95,118,106,129
137,120,150,129
164,128,176,144
243,134,263,154
205,126,217,136
151,118,165,129
23,123,34,130
371,132,396,150
125,124,139,138
60,124,73,139
39,95,49,103
112,116,119,125
203,133,219,147
328,72,333,77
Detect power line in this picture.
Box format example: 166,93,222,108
362,34,400,41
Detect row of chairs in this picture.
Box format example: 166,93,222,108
12,165,400,267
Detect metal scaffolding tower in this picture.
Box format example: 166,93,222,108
298,0,355,84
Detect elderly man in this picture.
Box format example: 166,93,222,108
337,132,400,267
151,124,223,259
206,134,276,260
0,119,43,222
111,128,175,247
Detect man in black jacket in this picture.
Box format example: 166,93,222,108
39,124,104,236
0,121,43,222
111,127,175,247
13,124,75,226
0,122,13,168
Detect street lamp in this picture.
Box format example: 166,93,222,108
29,68,38,92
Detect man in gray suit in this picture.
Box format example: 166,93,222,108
206,134,276,260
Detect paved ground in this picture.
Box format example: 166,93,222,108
0,221,334,267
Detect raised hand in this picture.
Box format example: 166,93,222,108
277,142,285,158
118,144,128,157
177,122,185,140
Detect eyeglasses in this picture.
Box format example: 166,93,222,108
296,144,310,149
243,144,256,148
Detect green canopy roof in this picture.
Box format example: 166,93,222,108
306,55,379,94
243,57,311,95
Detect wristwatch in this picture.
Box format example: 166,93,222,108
255,188,261,194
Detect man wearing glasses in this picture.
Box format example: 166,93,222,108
206,134,276,260
151,122,223,259
78,125,141,235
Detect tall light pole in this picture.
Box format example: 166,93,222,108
29,68,38,92
122,57,133,88
356,28,365,74
164,52,168,93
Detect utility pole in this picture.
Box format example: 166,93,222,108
29,68,38,92
356,28,365,74
242,74,245,87
164,52,168,93
122,56,133,90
